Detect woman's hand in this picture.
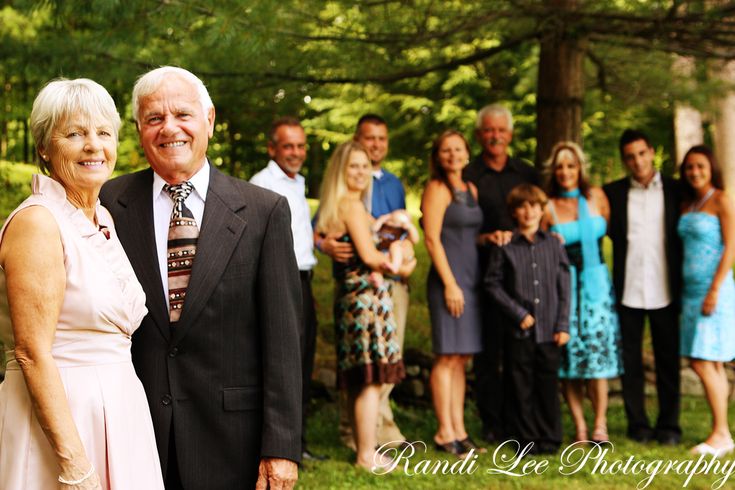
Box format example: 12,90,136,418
58,462,102,490
444,282,465,318
702,288,719,316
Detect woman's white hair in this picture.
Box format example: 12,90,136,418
475,104,514,131
30,78,121,174
132,66,213,124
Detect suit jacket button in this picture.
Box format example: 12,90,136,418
162,394,172,406
169,347,178,358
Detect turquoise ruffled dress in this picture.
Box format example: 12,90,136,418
551,193,623,379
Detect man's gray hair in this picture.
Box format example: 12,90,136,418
475,104,514,131
30,78,121,174
132,66,214,124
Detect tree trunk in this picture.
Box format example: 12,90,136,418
535,0,586,166
672,56,704,165
712,60,735,193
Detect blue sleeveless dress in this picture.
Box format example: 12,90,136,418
678,212,735,361
551,199,623,379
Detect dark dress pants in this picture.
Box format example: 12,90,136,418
507,334,562,448
474,301,516,439
300,271,318,452
618,304,681,438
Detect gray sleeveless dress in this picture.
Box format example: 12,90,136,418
426,188,484,354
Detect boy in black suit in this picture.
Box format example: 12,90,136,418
485,184,571,454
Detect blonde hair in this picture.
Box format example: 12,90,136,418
30,78,121,174
544,140,591,198
316,141,371,234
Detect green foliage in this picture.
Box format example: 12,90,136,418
0,161,35,222
2,1,734,189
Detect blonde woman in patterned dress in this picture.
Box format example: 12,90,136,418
316,141,409,469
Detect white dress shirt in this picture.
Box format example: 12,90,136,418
622,171,671,309
152,161,209,309
250,160,317,271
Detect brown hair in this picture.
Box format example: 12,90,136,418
679,144,724,201
268,116,302,143
507,183,548,214
429,130,471,193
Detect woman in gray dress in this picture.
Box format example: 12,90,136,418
422,130,484,457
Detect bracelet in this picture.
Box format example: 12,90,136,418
315,236,324,253
58,465,94,486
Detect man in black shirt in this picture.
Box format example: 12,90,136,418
463,104,539,443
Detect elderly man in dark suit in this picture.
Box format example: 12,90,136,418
101,66,302,489
603,129,682,446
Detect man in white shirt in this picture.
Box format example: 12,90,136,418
250,117,325,461
603,129,683,445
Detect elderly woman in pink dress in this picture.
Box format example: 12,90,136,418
0,79,163,489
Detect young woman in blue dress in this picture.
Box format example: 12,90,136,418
678,145,735,456
543,142,623,444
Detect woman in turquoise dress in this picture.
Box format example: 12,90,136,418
544,141,623,444
678,145,735,457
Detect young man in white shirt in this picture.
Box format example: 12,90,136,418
603,129,683,445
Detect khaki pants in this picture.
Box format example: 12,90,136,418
339,280,409,449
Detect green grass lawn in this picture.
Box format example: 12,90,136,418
299,395,733,489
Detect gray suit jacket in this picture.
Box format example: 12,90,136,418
100,165,302,489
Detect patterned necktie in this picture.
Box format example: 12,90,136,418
165,182,199,323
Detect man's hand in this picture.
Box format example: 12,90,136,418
520,314,535,330
554,331,570,347
480,230,513,246
320,232,354,262
255,458,297,490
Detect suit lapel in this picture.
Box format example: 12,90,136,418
115,169,171,341
172,167,248,345
662,177,679,235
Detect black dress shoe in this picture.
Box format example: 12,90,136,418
483,431,499,444
536,442,560,455
627,427,654,443
655,432,681,446
301,449,329,461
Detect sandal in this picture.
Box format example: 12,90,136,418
691,439,735,458
574,428,589,443
457,436,487,454
591,426,609,443
434,439,468,457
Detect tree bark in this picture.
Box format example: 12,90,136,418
535,0,586,166
672,57,704,165
712,60,735,193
